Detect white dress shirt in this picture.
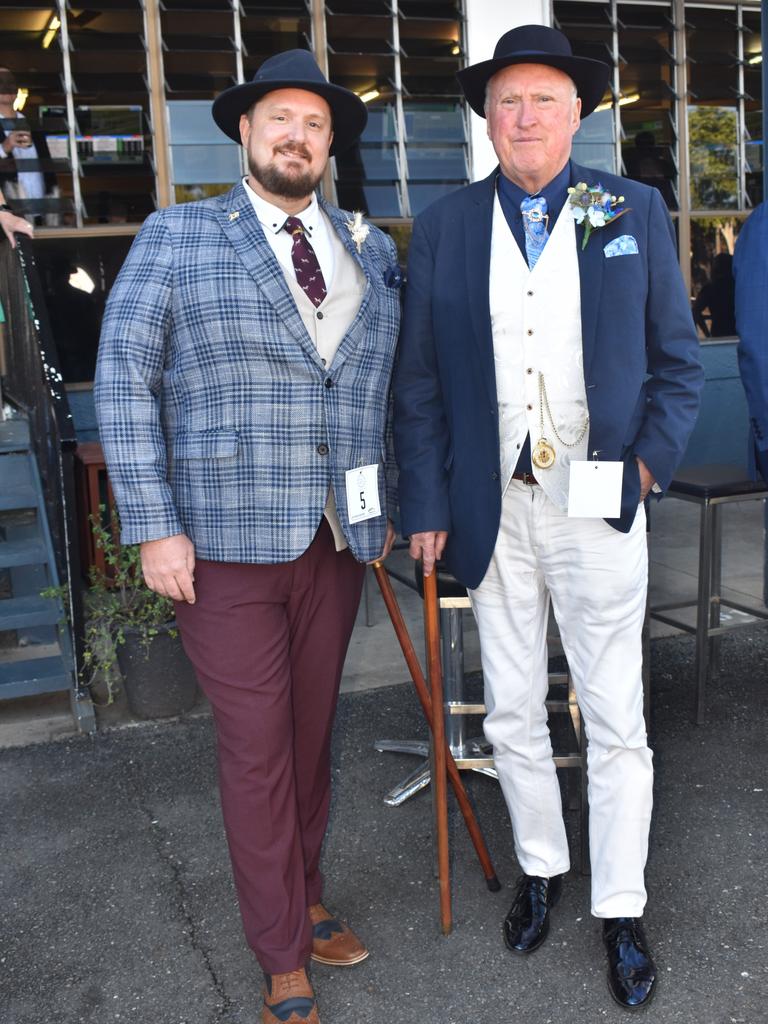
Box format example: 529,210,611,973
242,177,335,290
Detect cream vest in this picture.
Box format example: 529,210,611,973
489,193,589,510
285,211,367,549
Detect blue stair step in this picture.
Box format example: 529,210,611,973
0,596,61,630
0,539,48,569
0,485,38,512
0,655,72,698
0,419,31,453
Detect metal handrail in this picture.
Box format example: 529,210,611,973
0,233,85,691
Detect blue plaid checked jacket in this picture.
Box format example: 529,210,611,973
95,182,402,564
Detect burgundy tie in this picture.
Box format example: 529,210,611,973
283,216,327,307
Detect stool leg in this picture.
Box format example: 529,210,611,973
709,505,723,682
695,499,714,725
440,606,467,759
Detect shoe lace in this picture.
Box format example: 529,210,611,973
604,917,648,951
269,970,306,1000
510,874,548,911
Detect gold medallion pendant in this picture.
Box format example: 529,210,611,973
532,438,556,470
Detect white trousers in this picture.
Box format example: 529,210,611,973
469,481,653,918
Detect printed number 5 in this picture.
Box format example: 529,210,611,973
359,491,366,510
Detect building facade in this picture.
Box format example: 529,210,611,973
0,0,762,385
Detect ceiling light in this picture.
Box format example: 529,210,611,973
69,267,96,294
13,88,28,112
358,88,380,104
42,14,60,50
748,53,762,65
595,91,640,112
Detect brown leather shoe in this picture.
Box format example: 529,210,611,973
309,903,369,967
261,968,319,1024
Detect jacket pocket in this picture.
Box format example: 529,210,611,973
173,430,239,459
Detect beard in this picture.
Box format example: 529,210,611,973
248,145,324,200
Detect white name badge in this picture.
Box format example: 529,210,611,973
345,464,382,524
567,460,624,518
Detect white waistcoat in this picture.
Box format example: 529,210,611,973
286,213,367,550
489,193,589,510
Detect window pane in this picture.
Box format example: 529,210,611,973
68,2,156,224
690,216,742,339
618,2,678,210
0,7,76,224
689,106,739,210
686,7,740,211
328,5,402,218
34,235,135,384
743,8,763,207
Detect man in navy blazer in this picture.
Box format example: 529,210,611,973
393,25,702,1010
96,51,401,1024
733,202,768,482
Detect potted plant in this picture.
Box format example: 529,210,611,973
82,507,199,719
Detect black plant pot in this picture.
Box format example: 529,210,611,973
116,622,199,720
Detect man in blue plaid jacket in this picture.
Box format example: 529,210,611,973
95,50,401,1024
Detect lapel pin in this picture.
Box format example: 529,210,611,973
228,211,240,222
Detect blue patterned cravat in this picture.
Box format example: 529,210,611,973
520,194,549,269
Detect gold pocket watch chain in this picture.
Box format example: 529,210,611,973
531,372,590,470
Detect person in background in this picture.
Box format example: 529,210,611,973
96,49,401,1024
733,205,768,481
393,23,703,1011
693,252,736,338
0,67,56,224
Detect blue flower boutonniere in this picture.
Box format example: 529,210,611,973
567,182,631,250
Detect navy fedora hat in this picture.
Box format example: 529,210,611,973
212,48,367,156
456,24,610,119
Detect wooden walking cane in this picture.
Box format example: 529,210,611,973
423,567,452,934
371,561,501,895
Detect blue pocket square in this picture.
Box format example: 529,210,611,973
604,234,639,258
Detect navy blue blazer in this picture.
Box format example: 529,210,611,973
733,202,768,481
393,163,704,589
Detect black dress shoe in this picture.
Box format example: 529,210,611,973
603,917,657,1010
503,874,563,954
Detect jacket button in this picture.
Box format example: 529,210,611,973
324,378,333,388
317,311,324,320
527,328,534,336
316,444,329,455
491,471,499,480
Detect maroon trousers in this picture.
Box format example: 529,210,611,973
175,521,366,974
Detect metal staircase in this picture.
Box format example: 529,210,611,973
0,419,80,700
0,235,95,733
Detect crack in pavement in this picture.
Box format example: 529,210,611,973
130,778,236,1024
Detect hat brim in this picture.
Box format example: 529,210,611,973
457,52,611,119
212,79,368,156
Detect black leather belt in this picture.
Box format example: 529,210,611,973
511,471,539,485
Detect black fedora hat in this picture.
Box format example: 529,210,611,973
212,49,367,156
456,24,610,119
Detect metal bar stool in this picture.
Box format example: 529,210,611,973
649,464,768,724
375,561,590,873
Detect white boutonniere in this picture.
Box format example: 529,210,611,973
345,211,370,254
567,182,631,250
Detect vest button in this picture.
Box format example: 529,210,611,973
317,311,324,319
324,378,333,388
316,443,329,455
527,329,534,336
527,290,534,297
526,367,533,374
526,403,533,410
